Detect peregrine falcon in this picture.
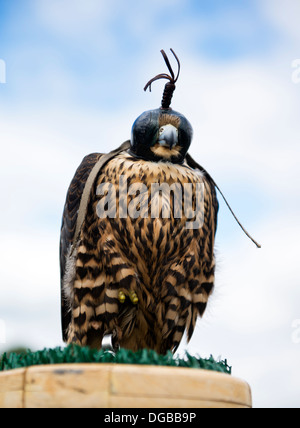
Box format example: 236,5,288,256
60,50,220,354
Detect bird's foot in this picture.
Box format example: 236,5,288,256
118,290,139,305
118,291,126,304
129,291,139,305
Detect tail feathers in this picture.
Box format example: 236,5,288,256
186,305,198,342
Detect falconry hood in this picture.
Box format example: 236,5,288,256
130,49,193,164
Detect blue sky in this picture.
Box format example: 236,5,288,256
0,0,300,408
0,0,279,109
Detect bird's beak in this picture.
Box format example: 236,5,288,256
158,124,178,149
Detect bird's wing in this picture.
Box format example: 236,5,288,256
60,152,103,341
60,141,132,341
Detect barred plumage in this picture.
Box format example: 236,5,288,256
60,51,218,353
61,146,218,354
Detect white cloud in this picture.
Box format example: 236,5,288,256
0,231,63,352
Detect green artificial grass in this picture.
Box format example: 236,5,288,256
0,345,231,375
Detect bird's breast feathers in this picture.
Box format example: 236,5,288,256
62,150,217,352
105,151,204,181
88,151,212,271
95,151,206,230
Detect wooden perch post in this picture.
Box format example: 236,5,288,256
0,364,252,408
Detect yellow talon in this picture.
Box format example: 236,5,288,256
130,292,139,305
118,291,126,304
